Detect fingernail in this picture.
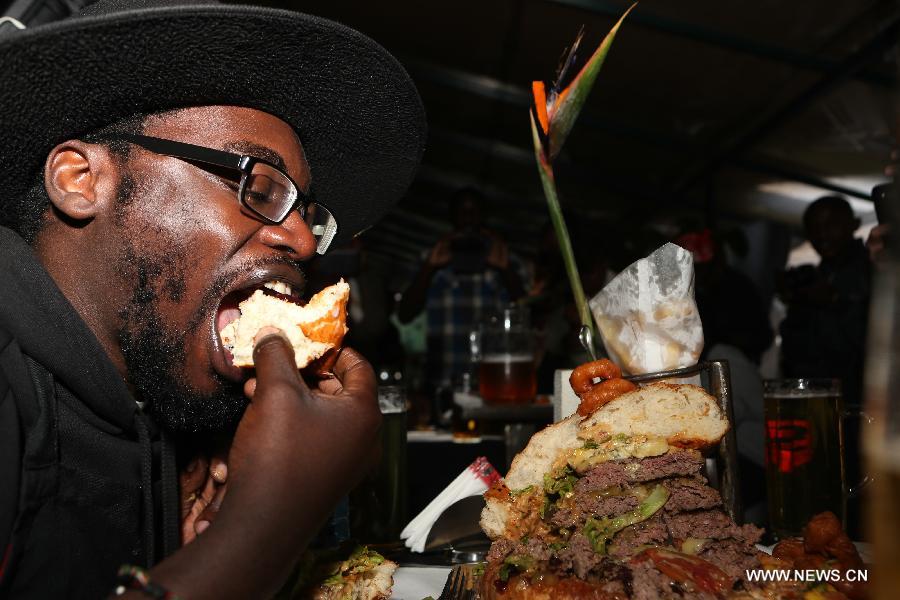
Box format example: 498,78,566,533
196,520,210,535
185,459,198,473
212,463,227,483
254,326,285,343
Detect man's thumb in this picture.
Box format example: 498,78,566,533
252,328,302,388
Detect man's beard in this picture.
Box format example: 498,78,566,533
112,173,245,434
117,246,247,434
111,175,307,434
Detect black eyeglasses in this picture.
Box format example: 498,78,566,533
106,133,337,255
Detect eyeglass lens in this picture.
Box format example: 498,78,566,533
242,162,298,223
240,162,336,255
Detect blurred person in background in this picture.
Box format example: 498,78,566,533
678,228,774,365
676,228,773,524
780,196,872,538
779,195,871,407
397,187,525,389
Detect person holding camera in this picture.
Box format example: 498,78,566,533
397,187,525,388
779,195,871,407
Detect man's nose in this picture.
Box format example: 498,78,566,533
256,209,317,260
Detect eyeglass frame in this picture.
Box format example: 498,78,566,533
101,133,338,254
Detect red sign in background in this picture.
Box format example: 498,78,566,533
766,419,813,474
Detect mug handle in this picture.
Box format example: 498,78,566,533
843,410,874,498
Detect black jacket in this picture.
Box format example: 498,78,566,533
0,227,180,598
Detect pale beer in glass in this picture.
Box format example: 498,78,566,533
764,379,846,540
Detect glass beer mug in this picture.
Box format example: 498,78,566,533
478,306,537,405
764,379,868,540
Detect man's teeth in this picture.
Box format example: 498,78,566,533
263,280,293,296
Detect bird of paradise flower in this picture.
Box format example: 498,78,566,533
530,3,636,355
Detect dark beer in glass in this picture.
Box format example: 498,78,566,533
479,306,536,405
478,353,537,404
764,379,845,540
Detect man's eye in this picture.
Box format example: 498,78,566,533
246,191,272,205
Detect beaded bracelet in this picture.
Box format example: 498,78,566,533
114,565,183,600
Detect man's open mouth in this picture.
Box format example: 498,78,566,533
215,280,304,361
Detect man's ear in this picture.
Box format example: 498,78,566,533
44,140,119,221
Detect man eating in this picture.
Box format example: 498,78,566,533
0,0,425,597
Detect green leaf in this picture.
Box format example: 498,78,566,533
548,3,637,161
539,495,551,519
530,114,595,339
510,485,535,498
499,554,535,581
549,541,568,553
582,483,669,555
542,465,577,496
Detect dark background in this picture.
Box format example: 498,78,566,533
3,0,897,280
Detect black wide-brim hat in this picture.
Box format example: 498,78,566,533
0,0,426,246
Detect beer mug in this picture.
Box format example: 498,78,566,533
350,385,408,542
478,306,537,405
764,379,867,540
451,372,482,443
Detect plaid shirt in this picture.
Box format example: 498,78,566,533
425,263,524,386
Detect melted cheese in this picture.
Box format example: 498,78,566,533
567,434,669,473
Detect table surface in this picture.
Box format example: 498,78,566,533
407,430,503,443
461,403,552,422
392,566,452,600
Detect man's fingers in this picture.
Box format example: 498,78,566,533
329,347,376,402
252,328,306,393
316,377,344,395
195,483,228,536
210,456,228,484
180,456,209,493
244,378,257,398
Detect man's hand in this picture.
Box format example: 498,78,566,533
146,328,379,600
426,236,452,268
179,454,227,544
868,223,891,265
227,327,380,525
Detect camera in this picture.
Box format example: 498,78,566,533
873,183,898,225
449,233,488,274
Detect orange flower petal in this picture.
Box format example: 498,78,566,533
532,80,550,136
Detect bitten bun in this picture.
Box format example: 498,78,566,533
578,382,728,452
221,280,349,371
304,560,396,600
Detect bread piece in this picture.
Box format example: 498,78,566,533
480,414,581,539
578,382,728,451
305,560,397,600
221,280,349,369
507,413,582,490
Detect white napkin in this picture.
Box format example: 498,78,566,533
590,243,704,375
400,457,499,553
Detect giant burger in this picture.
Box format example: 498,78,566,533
479,381,764,599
